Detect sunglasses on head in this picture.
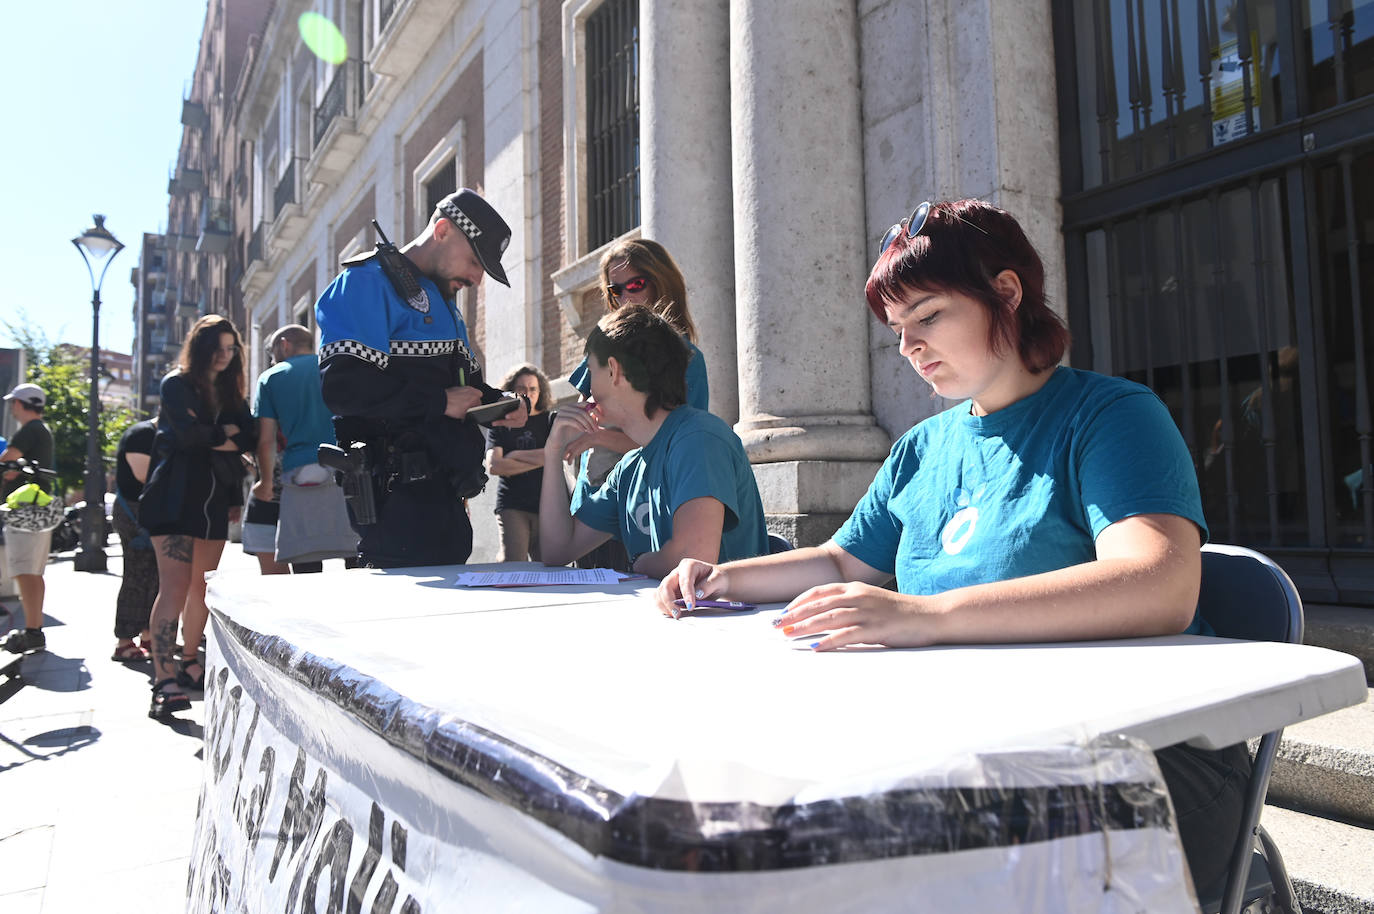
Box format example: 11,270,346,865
606,276,649,298
879,200,989,257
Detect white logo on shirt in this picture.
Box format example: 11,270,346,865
633,500,652,535
941,487,984,555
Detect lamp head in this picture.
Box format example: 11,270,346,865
73,214,124,259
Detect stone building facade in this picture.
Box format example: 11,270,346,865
154,0,1065,561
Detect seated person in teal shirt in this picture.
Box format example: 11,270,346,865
540,305,768,578
653,199,1248,899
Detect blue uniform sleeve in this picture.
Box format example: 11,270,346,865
831,437,908,575
685,342,709,411
316,263,446,421
1074,390,1209,542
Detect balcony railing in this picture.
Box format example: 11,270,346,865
177,167,205,193
247,222,264,266
180,99,207,129
273,159,298,218
196,197,232,255
379,0,398,33
314,61,356,148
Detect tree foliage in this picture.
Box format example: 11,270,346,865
2,315,143,499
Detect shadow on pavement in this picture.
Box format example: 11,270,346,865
4,652,93,693
0,724,101,772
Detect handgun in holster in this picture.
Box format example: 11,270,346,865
318,442,378,526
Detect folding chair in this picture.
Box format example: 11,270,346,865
767,533,794,554
1195,544,1304,914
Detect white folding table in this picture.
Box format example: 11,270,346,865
189,563,1366,913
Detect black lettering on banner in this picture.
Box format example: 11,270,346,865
230,703,261,817
390,820,407,869
213,685,244,783
271,748,329,882
346,804,384,914
301,818,354,914
371,873,399,913
243,746,276,851
283,768,330,911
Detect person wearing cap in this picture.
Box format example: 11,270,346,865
1,383,56,654
315,187,528,567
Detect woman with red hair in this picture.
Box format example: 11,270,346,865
656,199,1247,897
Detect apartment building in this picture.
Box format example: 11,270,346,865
150,0,1374,599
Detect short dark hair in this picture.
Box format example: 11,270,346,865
865,199,1069,373
585,305,689,418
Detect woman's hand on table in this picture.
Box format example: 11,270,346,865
655,559,730,619
773,582,940,650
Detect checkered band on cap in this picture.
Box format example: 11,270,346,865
321,339,388,371
438,199,482,240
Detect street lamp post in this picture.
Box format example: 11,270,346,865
71,214,124,573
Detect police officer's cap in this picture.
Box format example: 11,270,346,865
436,189,512,287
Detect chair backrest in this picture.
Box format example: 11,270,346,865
767,534,794,554
1196,544,1304,646
1195,544,1305,914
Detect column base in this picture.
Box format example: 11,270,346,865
753,460,884,548
737,417,890,464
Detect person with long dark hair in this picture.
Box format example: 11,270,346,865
139,315,255,718
655,199,1250,897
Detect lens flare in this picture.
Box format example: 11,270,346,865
298,12,347,65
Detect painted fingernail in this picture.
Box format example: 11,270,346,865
809,642,821,650
782,625,796,636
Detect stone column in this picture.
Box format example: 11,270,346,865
640,0,738,423
729,0,889,545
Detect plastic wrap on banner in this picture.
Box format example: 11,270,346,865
189,609,1200,913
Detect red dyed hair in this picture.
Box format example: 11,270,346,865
864,199,1069,373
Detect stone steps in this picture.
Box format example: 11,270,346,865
1258,805,1374,914
1305,605,1374,684
1256,687,1374,913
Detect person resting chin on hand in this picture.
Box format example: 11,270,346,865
538,306,768,578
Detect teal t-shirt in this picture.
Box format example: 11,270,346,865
573,407,769,563
254,353,337,472
834,367,1212,633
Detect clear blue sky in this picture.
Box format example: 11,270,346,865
0,0,210,358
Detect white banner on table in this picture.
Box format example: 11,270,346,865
188,607,1201,913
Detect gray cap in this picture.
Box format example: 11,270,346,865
436,188,512,287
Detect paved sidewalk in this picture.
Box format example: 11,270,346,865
0,542,260,914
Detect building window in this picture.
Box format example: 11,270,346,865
584,0,639,250
413,122,463,233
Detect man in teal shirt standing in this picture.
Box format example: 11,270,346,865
253,325,357,569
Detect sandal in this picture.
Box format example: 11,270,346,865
149,678,191,719
111,642,149,663
176,656,205,691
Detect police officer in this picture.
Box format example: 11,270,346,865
316,188,528,567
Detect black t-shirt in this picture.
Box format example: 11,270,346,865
3,417,55,496
115,420,158,502
487,411,553,514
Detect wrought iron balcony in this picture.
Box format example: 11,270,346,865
180,99,207,129
273,159,299,218
314,61,356,149
246,222,264,266
196,197,232,255
177,166,205,193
